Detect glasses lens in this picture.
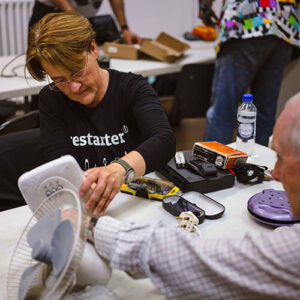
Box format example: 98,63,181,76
72,68,87,81
47,54,88,91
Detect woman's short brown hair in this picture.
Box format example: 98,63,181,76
26,12,96,81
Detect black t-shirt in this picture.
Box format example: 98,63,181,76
39,69,176,172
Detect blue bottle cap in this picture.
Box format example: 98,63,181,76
243,94,253,102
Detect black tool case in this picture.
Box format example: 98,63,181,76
159,150,235,193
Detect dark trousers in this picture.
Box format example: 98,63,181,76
28,1,59,29
28,1,120,45
205,36,293,146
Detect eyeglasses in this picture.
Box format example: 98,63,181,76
48,53,89,91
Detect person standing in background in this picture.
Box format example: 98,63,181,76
28,0,141,45
202,0,299,146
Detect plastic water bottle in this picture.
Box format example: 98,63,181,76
236,94,257,156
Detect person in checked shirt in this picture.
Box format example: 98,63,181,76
92,92,300,299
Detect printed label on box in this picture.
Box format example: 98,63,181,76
107,46,118,53
192,142,248,169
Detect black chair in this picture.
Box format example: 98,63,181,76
0,100,18,124
168,63,215,126
0,110,39,136
0,111,47,211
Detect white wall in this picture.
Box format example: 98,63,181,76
98,0,223,38
98,0,197,38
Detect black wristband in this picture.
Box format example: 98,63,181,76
121,24,129,31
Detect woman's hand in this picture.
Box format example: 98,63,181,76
80,163,126,215
80,151,146,215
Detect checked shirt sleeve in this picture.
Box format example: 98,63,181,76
94,216,300,300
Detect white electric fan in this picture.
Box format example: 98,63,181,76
6,155,113,300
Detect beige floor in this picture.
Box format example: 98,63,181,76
172,117,207,151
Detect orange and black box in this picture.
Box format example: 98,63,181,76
192,142,248,169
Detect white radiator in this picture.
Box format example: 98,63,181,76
0,0,34,56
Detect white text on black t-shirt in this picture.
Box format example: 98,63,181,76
70,132,125,147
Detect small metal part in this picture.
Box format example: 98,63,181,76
264,170,273,181
175,151,185,168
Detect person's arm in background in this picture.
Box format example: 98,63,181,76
50,0,76,13
198,0,219,27
108,0,142,44
94,216,300,300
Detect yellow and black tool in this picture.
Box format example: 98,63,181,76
121,177,179,201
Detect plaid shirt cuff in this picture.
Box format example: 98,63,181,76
94,216,122,260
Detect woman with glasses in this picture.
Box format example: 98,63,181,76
26,13,176,216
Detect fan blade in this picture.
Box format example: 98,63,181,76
32,239,53,265
52,219,74,276
27,209,62,248
30,219,74,277
18,263,43,300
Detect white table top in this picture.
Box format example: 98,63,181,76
109,46,216,77
0,143,283,299
0,54,48,100
0,42,216,101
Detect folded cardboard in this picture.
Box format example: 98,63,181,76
102,38,150,60
140,32,190,63
192,142,248,169
103,32,190,62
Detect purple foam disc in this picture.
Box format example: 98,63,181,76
247,189,300,227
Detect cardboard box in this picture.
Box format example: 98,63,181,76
140,32,190,63
192,142,248,169
103,38,150,60
103,33,190,62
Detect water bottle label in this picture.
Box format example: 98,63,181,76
237,121,255,139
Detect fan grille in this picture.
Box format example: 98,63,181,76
7,189,88,300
